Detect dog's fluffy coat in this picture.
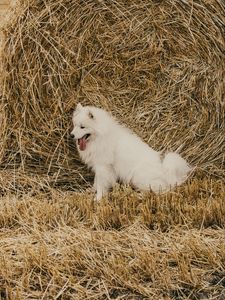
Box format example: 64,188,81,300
71,104,191,200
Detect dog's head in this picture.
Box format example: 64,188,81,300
71,103,96,151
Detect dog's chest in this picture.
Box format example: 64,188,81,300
79,148,95,168
79,139,113,168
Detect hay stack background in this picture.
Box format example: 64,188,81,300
1,0,224,190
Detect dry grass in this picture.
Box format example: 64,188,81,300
0,0,225,299
0,175,225,299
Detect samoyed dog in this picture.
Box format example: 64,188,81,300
71,103,191,200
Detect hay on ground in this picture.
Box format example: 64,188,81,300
0,177,225,299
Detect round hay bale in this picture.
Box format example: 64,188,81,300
1,0,224,189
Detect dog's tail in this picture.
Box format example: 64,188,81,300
162,152,191,188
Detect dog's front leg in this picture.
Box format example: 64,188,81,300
94,174,108,201
93,165,116,201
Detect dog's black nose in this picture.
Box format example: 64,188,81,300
70,133,75,139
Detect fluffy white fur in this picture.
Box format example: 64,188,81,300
71,103,191,200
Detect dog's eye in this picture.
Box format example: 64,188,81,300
80,125,85,129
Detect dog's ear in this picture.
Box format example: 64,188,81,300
88,111,94,119
76,103,83,111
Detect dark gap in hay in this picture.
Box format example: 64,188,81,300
0,0,224,191
0,289,7,300
209,271,225,287
169,288,210,300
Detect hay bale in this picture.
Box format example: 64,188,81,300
1,0,224,189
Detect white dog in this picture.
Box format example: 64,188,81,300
71,103,191,200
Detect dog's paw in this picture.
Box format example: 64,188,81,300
95,193,102,201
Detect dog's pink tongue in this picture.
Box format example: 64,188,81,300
78,137,87,151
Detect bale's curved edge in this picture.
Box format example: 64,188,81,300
0,0,224,191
